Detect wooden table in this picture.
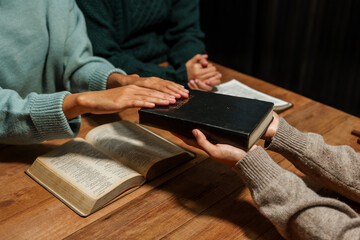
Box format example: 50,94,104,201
1,64,359,240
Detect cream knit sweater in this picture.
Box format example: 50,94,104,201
234,118,360,239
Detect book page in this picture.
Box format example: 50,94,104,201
38,138,142,200
85,121,186,177
213,79,292,111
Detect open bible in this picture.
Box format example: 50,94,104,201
213,79,293,112
25,121,195,217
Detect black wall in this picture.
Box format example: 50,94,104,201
200,0,360,117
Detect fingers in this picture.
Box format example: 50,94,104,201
205,73,222,86
187,79,199,90
196,67,220,80
133,77,189,99
135,86,177,104
192,129,249,166
198,55,209,67
188,79,213,91
171,132,201,148
261,111,280,140
129,100,156,109
188,54,208,64
192,129,218,155
189,64,221,83
163,81,189,98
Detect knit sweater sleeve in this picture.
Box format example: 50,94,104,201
165,0,206,68
233,147,360,239
0,87,80,144
76,0,188,86
62,1,125,92
267,117,360,203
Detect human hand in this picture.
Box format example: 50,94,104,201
261,112,280,141
186,54,222,91
107,73,189,99
63,85,176,120
174,129,256,167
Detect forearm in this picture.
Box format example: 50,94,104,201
234,147,360,239
0,89,80,144
107,52,188,85
267,118,360,203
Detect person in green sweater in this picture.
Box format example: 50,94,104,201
176,112,360,239
0,0,188,145
76,0,221,91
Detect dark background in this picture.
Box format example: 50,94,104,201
199,0,360,117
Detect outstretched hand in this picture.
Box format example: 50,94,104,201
173,129,256,167
107,73,189,99
63,85,177,120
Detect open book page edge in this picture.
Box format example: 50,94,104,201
36,138,141,198
85,121,195,176
25,169,91,217
104,179,146,206
26,138,145,216
85,121,195,159
25,168,146,217
214,79,292,112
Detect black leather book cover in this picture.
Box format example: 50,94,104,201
138,90,274,150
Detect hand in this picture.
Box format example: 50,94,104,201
186,54,222,91
261,112,280,141
174,129,256,167
187,76,221,91
107,73,189,99
63,85,176,120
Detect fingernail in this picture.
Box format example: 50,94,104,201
192,129,198,137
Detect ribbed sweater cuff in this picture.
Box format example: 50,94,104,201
234,147,284,192
89,67,127,91
30,92,81,142
267,117,307,156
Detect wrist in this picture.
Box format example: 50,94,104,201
107,73,128,89
62,93,89,120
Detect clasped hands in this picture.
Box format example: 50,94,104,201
186,54,222,91
174,112,280,166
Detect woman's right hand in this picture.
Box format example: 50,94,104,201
62,85,177,120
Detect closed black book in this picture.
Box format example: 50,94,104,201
139,90,274,150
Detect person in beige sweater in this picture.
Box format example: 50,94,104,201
177,112,360,239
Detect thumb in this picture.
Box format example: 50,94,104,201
192,129,217,153
189,54,205,64
197,54,209,67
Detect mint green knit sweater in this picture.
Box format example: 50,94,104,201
0,0,125,144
